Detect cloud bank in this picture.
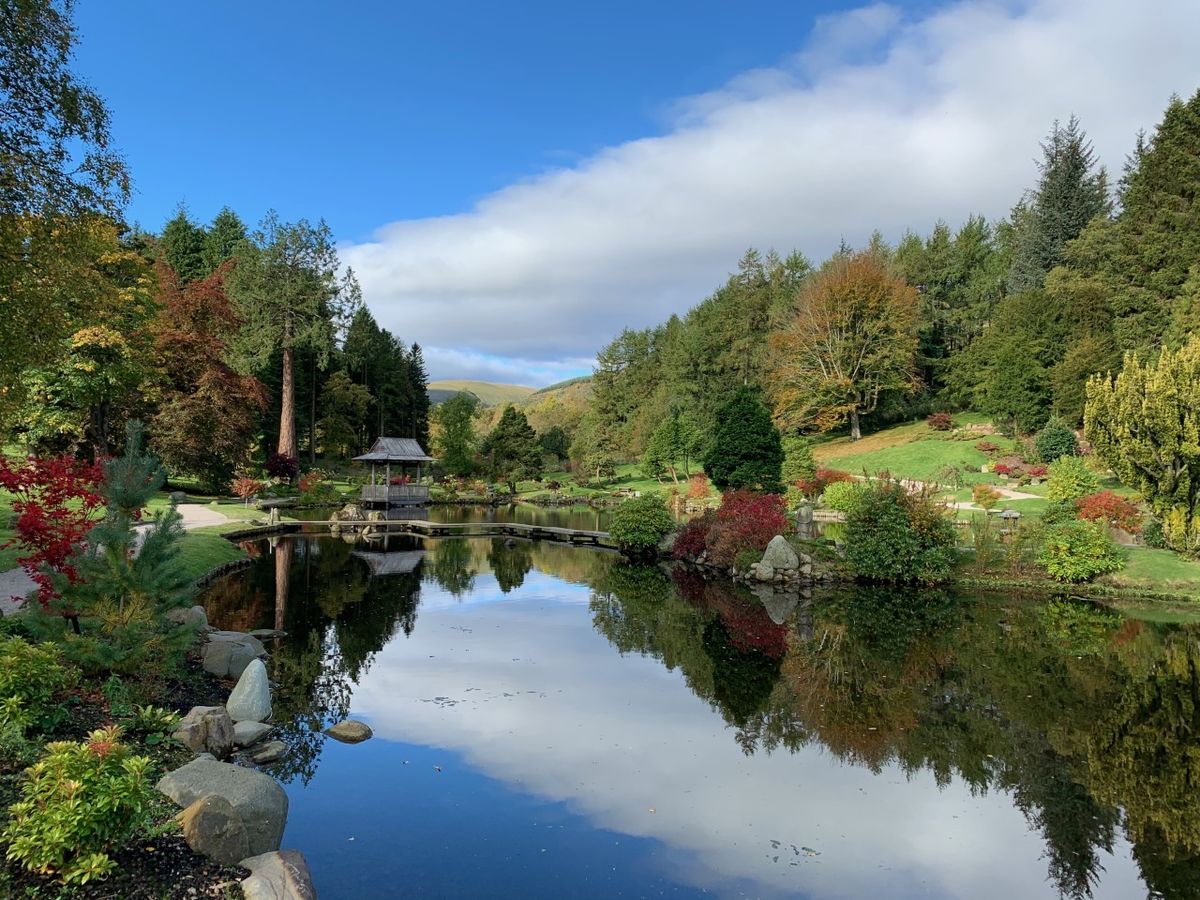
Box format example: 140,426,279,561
343,0,1199,385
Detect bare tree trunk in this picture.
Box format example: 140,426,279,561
850,408,862,442
279,347,298,458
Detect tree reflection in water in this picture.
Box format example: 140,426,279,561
202,537,1200,898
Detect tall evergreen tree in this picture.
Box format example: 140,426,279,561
408,343,431,448
482,406,543,494
202,207,247,275
228,212,361,459
703,389,783,493
1006,117,1109,293
159,208,208,284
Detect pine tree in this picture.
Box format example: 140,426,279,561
28,422,195,673
1007,117,1109,293
408,343,431,448
481,406,543,494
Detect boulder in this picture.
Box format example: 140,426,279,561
227,658,272,723
240,850,317,900
166,605,209,630
249,628,286,640
234,721,273,747
760,535,800,571
324,720,373,743
757,590,801,625
178,795,249,865
158,758,288,856
202,632,266,679
751,562,774,582
173,706,234,758
251,741,287,765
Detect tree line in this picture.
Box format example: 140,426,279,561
570,96,1200,458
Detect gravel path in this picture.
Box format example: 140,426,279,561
0,504,231,616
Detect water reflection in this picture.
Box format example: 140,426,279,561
200,536,1200,899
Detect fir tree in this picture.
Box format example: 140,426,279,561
159,207,208,283
1007,117,1109,293
202,207,247,275
703,388,783,493
481,406,543,494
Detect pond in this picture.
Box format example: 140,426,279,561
288,501,614,532
200,535,1200,899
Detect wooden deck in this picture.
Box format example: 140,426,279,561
340,519,617,549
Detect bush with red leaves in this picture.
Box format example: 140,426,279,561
672,512,714,560
705,490,789,567
975,441,1000,454
927,412,954,431
795,467,854,498
1076,491,1143,533
0,455,105,609
265,453,299,481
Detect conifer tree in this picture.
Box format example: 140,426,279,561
202,207,247,275
481,406,543,494
1007,117,1109,293
160,208,208,284
703,389,783,493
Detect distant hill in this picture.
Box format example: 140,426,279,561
529,375,592,397
427,380,537,407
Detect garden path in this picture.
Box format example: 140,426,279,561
0,504,231,616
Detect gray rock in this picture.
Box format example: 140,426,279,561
234,721,273,747
752,562,775,582
158,758,288,856
249,628,286,640
166,605,208,630
240,850,316,900
173,706,234,758
759,591,800,625
324,720,373,743
760,535,800,571
178,795,249,865
202,632,266,679
251,741,287,765
227,658,272,723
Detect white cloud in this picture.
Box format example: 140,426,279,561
343,0,1199,383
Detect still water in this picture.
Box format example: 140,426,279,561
201,534,1200,899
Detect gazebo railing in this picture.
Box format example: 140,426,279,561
361,484,430,504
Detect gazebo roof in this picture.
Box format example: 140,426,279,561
353,437,433,463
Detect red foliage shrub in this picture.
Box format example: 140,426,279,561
975,441,1000,454
672,512,714,560
1025,465,1048,478
0,455,105,609
298,472,323,492
265,453,299,481
926,412,954,431
705,490,789,567
992,463,1013,476
388,474,412,486
1076,491,1143,533
231,476,264,503
686,473,710,500
795,467,854,498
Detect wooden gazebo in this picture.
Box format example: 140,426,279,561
354,437,433,506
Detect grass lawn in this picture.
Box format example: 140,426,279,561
1099,547,1200,598
176,527,247,582
515,462,713,501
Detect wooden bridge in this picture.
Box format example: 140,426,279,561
346,519,618,549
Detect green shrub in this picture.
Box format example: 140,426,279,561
1046,456,1100,503
609,494,676,557
844,481,958,584
1038,521,1125,583
126,705,181,746
781,435,816,487
734,548,762,571
0,638,76,735
821,480,868,512
1034,418,1079,462
1142,517,1167,549
972,484,1001,510
4,726,154,884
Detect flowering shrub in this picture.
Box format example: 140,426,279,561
0,455,105,610
926,412,954,431
230,476,263,505
686,473,710,500
1076,491,1143,533
672,512,714,559
705,490,788,567
795,467,854,498
265,453,300,481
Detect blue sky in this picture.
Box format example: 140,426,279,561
73,1,1197,385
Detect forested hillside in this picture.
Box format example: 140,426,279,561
564,97,1200,471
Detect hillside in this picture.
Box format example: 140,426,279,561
427,380,537,407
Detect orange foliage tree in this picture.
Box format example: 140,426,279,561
767,251,920,441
